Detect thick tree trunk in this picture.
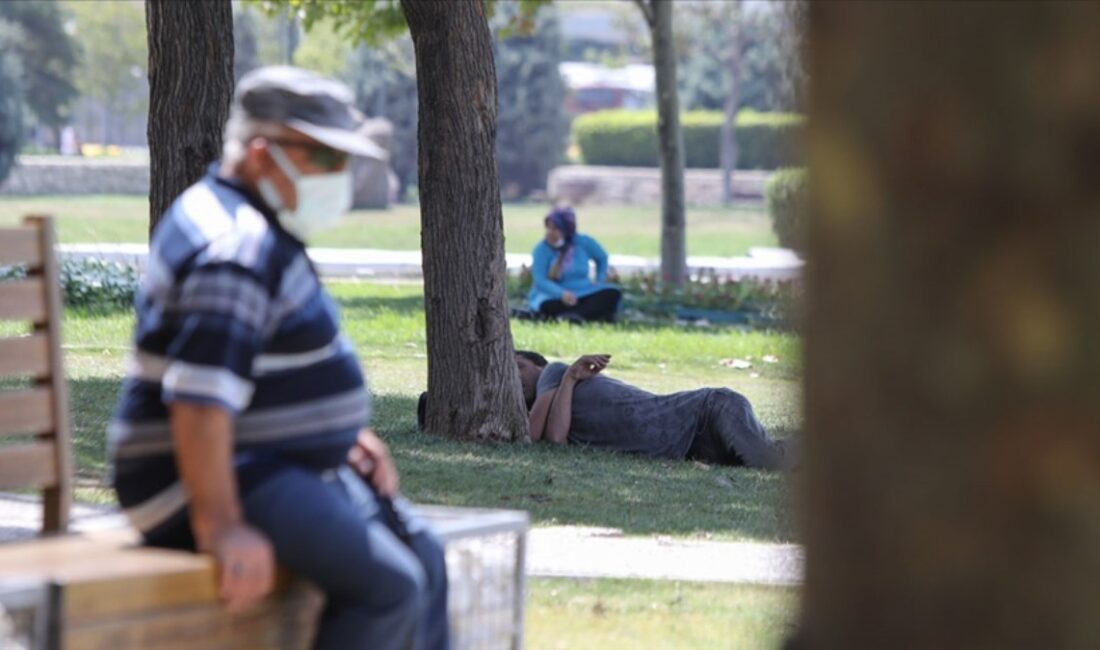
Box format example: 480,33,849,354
145,0,233,237
801,2,1100,648
644,0,686,286
719,3,740,207
401,0,527,442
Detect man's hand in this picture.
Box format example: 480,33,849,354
347,428,400,496
204,522,276,613
566,354,611,381
562,290,578,306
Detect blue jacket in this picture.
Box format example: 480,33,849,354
528,233,617,310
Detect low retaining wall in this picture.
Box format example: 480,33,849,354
0,157,150,195
547,165,771,206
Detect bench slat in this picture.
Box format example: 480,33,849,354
0,227,42,268
0,387,54,437
0,278,47,323
0,334,51,379
0,441,57,490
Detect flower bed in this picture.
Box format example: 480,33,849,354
508,266,800,330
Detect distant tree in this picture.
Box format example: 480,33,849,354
677,2,804,114
344,40,419,201
65,0,148,145
633,0,686,286
233,5,261,82
0,1,80,146
491,1,567,197
145,0,234,235
0,20,24,185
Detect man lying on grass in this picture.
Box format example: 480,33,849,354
513,351,793,470
419,351,793,470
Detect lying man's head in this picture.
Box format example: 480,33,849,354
515,350,548,409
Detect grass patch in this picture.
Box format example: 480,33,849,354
527,578,799,650
0,196,776,258
58,281,800,542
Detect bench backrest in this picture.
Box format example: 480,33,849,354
0,215,72,534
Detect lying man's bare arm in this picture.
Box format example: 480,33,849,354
530,354,611,445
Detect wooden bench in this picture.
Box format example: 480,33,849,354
0,216,321,649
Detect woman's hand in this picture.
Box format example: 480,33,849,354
562,290,578,306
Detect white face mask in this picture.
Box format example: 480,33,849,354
257,143,352,242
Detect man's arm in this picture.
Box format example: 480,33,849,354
529,354,611,445
170,403,275,612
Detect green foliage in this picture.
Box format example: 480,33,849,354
765,168,807,251
492,2,567,196
574,109,802,169
0,1,81,130
64,0,147,137
509,265,800,329
0,20,23,186
59,258,139,311
344,40,419,200
233,6,262,81
0,257,138,312
676,2,805,113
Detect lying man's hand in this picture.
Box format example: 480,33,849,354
348,427,400,497
567,354,611,381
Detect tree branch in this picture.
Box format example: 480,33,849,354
632,0,655,27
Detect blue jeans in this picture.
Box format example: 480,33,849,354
145,462,450,650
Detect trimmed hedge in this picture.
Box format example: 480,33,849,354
573,109,803,169
765,168,807,251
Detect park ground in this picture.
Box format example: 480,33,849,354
1,195,800,648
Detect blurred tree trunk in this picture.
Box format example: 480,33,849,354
635,0,686,286
720,1,740,206
801,2,1100,648
401,0,528,441
145,0,233,237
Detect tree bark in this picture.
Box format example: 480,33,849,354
801,2,1100,648
719,2,740,206
145,0,234,237
401,0,528,442
641,0,686,286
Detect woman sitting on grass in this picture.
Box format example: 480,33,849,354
527,206,621,323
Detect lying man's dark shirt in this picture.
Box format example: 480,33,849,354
536,362,705,459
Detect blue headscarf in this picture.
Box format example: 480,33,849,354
545,207,577,280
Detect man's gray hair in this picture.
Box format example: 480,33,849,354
221,108,285,169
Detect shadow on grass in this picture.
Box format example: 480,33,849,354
336,294,425,317
375,394,796,543
62,385,795,543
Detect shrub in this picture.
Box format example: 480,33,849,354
573,109,803,169
765,168,808,251
2,258,139,312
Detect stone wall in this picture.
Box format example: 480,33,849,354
547,165,772,206
0,157,151,195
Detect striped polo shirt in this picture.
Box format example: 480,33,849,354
109,164,369,534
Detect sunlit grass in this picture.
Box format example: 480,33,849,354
0,195,776,257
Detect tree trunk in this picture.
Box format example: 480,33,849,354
645,0,686,286
145,0,234,237
719,2,740,206
801,2,1100,648
401,0,528,442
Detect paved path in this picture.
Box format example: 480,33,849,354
0,494,802,586
59,244,804,281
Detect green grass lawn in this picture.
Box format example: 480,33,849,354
53,280,802,648
62,281,800,542
527,578,799,650
0,195,776,258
